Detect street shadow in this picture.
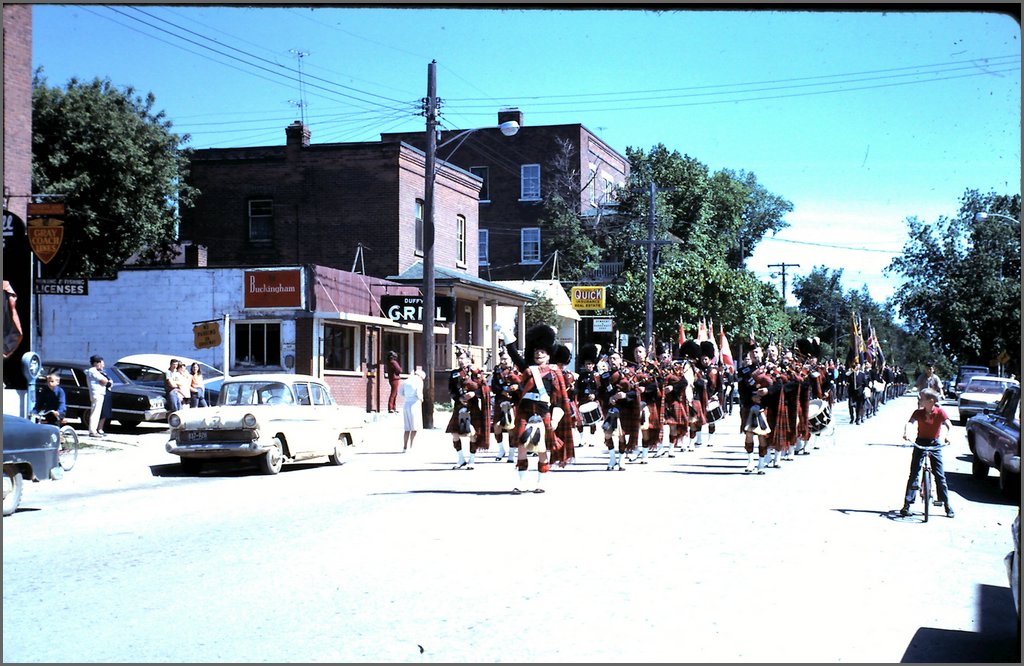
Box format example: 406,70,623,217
946,470,1019,507
833,507,927,521
901,584,1019,662
149,459,329,477
372,489,536,496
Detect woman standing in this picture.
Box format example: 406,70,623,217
189,362,208,408
400,369,426,451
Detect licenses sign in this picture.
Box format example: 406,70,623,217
193,321,222,350
593,318,614,333
571,286,606,310
381,295,455,323
34,278,88,296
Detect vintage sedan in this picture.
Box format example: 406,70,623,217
965,385,1020,496
39,360,167,428
165,373,363,475
958,375,1020,424
3,415,64,516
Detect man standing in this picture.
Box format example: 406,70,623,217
385,350,403,413
87,355,111,437
914,361,946,401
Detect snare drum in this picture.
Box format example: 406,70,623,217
705,398,724,423
579,401,603,426
807,399,832,432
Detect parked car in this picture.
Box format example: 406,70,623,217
3,415,64,516
115,353,225,405
965,385,1020,495
950,364,990,399
958,375,1020,424
165,373,363,475
38,360,167,429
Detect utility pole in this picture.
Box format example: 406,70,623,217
421,60,438,430
768,262,800,303
629,181,675,348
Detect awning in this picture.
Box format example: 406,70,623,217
555,302,582,321
399,321,450,335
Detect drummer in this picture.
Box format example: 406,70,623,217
574,344,602,447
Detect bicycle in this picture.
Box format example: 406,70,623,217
30,413,79,472
902,438,948,522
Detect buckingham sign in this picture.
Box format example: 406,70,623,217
381,295,455,324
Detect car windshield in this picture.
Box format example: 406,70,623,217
220,381,295,406
967,380,1013,395
104,365,132,386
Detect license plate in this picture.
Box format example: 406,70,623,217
187,431,208,441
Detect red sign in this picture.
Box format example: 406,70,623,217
27,218,64,264
243,269,303,309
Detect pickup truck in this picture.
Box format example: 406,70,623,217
966,385,1021,496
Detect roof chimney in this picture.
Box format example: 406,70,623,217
498,108,523,127
286,121,310,149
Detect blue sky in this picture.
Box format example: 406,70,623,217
30,5,1021,305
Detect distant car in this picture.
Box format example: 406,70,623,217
965,385,1020,495
3,415,64,516
958,375,1020,424
39,360,168,429
951,364,990,399
115,353,225,405
165,373,363,475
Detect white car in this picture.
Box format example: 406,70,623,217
958,375,1020,425
165,373,363,474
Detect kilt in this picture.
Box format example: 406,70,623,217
549,403,576,467
662,388,689,426
513,398,561,454
445,400,491,448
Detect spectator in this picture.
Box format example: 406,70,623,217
165,358,183,412
189,362,208,408
914,360,946,401
900,388,954,518
86,355,111,437
400,368,426,452
385,350,403,413
34,372,67,425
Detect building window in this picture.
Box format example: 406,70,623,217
521,227,541,264
382,331,411,370
457,214,467,266
601,174,616,201
479,229,489,266
415,199,424,255
470,166,489,201
520,164,540,200
588,164,598,206
324,324,357,372
236,321,281,368
248,199,273,242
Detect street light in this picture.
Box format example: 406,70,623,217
421,60,519,429
973,211,1019,223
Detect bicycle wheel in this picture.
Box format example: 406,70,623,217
58,426,79,472
921,463,932,523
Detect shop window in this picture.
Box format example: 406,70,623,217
324,323,357,372
235,321,281,367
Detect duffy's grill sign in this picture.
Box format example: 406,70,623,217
243,269,304,309
381,295,455,323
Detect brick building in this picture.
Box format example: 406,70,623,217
382,109,631,282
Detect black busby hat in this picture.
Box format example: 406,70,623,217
578,343,601,364
796,337,814,358
524,324,557,362
699,340,716,359
625,336,646,359
679,339,701,360
551,343,572,366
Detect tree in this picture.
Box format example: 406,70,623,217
887,189,1020,377
31,72,198,278
524,289,559,332
538,137,603,282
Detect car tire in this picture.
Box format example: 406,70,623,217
259,439,284,475
327,435,350,466
3,466,24,517
118,419,141,430
972,455,989,479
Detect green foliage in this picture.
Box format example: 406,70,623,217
524,289,559,331
887,189,1021,377
31,72,198,278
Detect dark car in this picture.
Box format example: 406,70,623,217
3,415,64,516
966,385,1020,496
38,360,167,429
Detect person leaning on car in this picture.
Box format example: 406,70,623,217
164,359,192,413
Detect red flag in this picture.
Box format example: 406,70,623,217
719,324,734,369
677,319,686,347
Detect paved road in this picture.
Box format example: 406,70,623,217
3,394,1019,662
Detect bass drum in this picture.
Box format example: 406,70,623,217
808,399,832,432
578,401,603,426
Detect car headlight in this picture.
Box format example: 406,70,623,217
168,413,182,428
243,413,257,428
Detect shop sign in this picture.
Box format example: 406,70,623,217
593,318,614,332
571,285,606,310
34,278,88,296
193,321,222,349
244,269,304,309
381,295,455,323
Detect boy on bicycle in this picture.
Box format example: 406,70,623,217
900,388,954,518
33,372,67,425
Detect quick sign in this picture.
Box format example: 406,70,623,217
243,269,304,309
34,278,88,296
571,286,606,310
381,295,455,323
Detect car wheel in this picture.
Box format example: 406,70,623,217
3,466,24,517
180,457,203,474
119,418,141,430
972,455,989,479
327,435,351,466
999,464,1020,497
967,434,976,454
259,439,284,475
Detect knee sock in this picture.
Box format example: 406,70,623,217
468,451,476,466
456,449,465,465
607,447,617,467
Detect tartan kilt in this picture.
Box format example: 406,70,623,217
641,401,662,432
445,400,491,448
550,402,576,466
616,402,641,438
662,391,689,425
688,398,707,429
513,399,562,454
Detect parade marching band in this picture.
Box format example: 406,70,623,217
442,322,909,493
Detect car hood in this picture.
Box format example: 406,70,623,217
172,405,365,429
111,384,166,399
959,391,1003,404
